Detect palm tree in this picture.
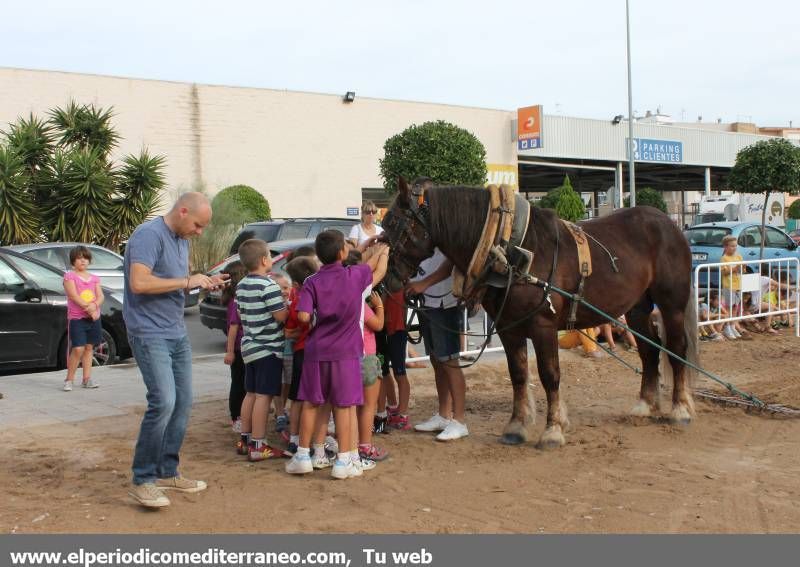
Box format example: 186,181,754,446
0,146,39,244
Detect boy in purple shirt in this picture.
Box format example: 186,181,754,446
285,231,389,480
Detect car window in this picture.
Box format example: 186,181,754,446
0,258,25,292
764,227,791,248
279,223,312,240
8,255,65,293
25,247,67,269
684,227,731,246
230,225,281,253
323,224,356,236
89,247,124,269
738,227,762,248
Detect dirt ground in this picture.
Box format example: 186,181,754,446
3,332,800,534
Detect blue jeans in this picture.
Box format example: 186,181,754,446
130,334,193,485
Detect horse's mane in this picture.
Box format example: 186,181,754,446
426,185,490,250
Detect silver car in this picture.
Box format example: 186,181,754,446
8,242,199,308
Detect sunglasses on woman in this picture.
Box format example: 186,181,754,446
363,209,378,214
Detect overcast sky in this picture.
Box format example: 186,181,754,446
4,0,798,126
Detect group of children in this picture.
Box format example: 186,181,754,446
699,234,795,341
221,230,416,479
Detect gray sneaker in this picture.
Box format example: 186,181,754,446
82,379,99,389
129,483,170,508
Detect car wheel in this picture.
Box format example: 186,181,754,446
93,328,118,366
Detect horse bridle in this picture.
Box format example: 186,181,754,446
382,190,434,287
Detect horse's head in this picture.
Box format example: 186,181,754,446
381,177,435,293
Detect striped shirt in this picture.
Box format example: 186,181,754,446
235,274,286,364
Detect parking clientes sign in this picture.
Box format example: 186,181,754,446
627,138,683,163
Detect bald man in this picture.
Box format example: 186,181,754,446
124,192,228,508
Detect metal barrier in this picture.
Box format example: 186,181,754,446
405,307,505,363
694,257,800,338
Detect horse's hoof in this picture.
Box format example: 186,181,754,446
630,399,652,418
500,432,526,445
500,421,529,445
536,426,565,450
669,405,692,426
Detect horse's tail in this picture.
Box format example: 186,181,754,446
654,285,699,392
683,284,699,389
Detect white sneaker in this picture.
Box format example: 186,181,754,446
733,328,742,338
352,457,376,472
414,413,451,432
331,459,361,479
81,379,99,389
285,454,313,475
436,419,469,442
312,453,333,469
723,325,737,340
62,381,73,392
232,418,242,434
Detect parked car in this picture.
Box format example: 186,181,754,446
8,242,199,308
200,238,313,332
684,222,800,286
229,218,359,254
0,247,130,372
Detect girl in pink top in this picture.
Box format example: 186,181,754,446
62,246,104,391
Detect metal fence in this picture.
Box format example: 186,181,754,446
405,307,505,363
694,257,800,337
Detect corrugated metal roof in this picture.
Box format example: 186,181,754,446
519,115,786,167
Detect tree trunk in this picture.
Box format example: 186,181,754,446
759,190,770,260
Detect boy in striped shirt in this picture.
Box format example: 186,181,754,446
235,239,289,461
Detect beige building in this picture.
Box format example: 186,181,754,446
0,67,516,218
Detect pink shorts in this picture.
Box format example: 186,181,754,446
298,358,363,407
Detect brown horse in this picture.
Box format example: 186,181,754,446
381,178,698,448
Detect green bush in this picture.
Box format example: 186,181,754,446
212,184,271,224
789,199,800,220
623,187,667,212
379,120,486,192
554,176,585,222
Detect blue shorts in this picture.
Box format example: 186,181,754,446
419,306,461,362
244,355,283,396
68,318,102,348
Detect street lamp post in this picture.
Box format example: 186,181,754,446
626,0,636,207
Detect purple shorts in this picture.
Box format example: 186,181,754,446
298,358,363,407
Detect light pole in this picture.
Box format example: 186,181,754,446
626,0,636,207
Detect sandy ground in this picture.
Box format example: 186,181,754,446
2,332,800,534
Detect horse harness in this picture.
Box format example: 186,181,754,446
383,183,619,330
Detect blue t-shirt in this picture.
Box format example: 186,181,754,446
123,217,189,339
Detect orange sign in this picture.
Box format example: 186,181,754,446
517,105,543,150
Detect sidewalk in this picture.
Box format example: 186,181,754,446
0,355,229,430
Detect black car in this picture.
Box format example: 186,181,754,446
0,247,131,372
200,238,311,333
229,218,359,254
